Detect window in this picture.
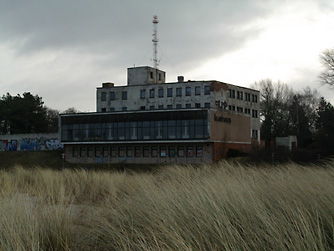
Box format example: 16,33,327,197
178,146,185,157
158,88,164,98
80,147,86,157
240,92,243,100
252,109,258,118
134,147,141,157
252,94,258,103
196,146,203,157
150,89,155,98
110,107,115,112
176,104,182,109
101,92,106,101
195,103,201,108
237,91,240,100
122,91,127,100
186,87,191,96
229,89,235,98
195,86,201,95
140,106,145,110
205,102,210,108
169,146,176,157
95,147,101,157
101,108,106,112
122,107,127,111
150,71,153,79
167,105,173,109
110,147,117,157
103,147,109,157
151,147,158,157
158,73,161,81
150,106,155,110
110,91,115,101
167,88,173,97
187,146,194,157
176,87,182,96
204,85,211,95
186,104,191,108
73,147,79,157
160,146,167,157
252,130,258,139
87,147,93,157
140,89,146,99
143,147,149,157
126,147,132,157
118,147,125,157
158,105,164,109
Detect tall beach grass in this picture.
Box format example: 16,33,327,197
1,160,334,250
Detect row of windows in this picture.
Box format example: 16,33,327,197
62,119,209,142
229,89,258,103
228,106,258,118
73,145,204,158
101,103,211,112
140,85,211,99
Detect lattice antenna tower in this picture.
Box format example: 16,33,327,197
152,15,159,69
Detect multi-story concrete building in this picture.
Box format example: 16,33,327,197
60,66,260,164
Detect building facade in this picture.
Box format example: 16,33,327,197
60,66,260,164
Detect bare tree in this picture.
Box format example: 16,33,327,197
319,47,334,87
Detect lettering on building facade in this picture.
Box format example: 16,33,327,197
214,114,232,123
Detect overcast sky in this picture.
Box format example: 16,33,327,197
1,0,334,112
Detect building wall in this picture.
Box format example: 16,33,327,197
0,133,62,151
64,143,213,164
210,110,251,143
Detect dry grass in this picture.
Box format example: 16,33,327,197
1,160,334,250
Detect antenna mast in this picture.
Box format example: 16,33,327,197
152,15,159,69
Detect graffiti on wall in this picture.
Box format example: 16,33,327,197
0,140,8,151
20,138,43,151
45,139,63,150
7,140,17,151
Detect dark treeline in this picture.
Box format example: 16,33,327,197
0,92,78,135
253,79,334,155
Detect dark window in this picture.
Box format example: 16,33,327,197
158,88,164,98
176,104,182,109
134,147,141,157
167,105,173,109
110,91,115,101
110,147,117,157
186,104,191,108
158,73,161,80
240,92,243,100
101,108,106,112
160,146,167,157
205,103,210,108
204,85,211,95
186,87,191,96
150,89,155,98
95,147,101,157
80,147,86,157
187,146,194,157
87,147,93,157
150,71,153,79
167,88,173,97
151,147,158,157
195,103,201,108
169,146,176,157
73,147,79,157
196,146,203,157
176,87,182,96
103,147,109,157
118,147,125,157
101,92,106,101
195,86,201,95
140,106,145,110
110,107,115,111
178,146,184,157
143,147,149,157
158,105,164,109
122,91,127,100
140,89,146,99
122,107,127,111
126,147,132,157
150,106,155,110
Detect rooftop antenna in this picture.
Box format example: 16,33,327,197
152,15,159,69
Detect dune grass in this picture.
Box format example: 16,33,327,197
0,160,334,250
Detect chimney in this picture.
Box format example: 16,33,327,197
177,76,184,83
102,82,114,88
